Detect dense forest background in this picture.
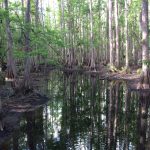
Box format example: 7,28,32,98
0,1,150,148
0,0,149,89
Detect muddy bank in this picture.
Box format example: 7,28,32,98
3,92,49,112
62,66,141,85
63,66,150,93
62,65,140,79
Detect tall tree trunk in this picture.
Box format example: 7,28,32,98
88,0,95,70
34,0,40,71
115,0,119,68
35,0,39,25
40,0,44,28
125,0,129,69
140,0,149,89
22,0,32,90
108,0,113,66
66,0,75,68
4,0,17,80
60,0,66,63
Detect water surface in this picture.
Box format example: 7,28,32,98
0,71,150,150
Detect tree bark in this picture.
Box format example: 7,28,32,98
125,0,129,69
88,0,95,70
66,0,75,68
108,0,113,65
142,0,149,73
108,0,113,66
22,0,32,90
4,0,17,79
60,0,66,62
140,0,149,89
115,0,119,68
35,0,39,25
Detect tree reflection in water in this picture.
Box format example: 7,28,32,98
137,92,150,150
0,71,150,150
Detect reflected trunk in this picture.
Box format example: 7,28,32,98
13,132,19,150
114,82,120,149
137,93,149,150
69,73,77,149
89,76,96,149
108,83,115,149
26,112,36,150
60,75,68,149
0,96,3,131
124,86,131,150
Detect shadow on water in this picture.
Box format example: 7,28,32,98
0,71,150,150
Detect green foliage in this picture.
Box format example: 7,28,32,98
0,0,146,70
47,59,61,67
14,50,25,59
0,8,6,19
30,49,48,57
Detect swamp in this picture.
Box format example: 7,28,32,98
0,0,150,150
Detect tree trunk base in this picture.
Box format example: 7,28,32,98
12,77,33,96
6,67,15,80
138,69,150,89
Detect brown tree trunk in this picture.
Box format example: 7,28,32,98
108,0,113,66
125,0,129,69
35,0,39,27
66,0,75,69
60,0,66,63
88,0,95,70
34,0,40,71
22,0,32,91
140,0,149,89
115,0,119,68
4,0,17,80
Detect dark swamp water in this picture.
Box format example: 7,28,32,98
0,71,150,150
